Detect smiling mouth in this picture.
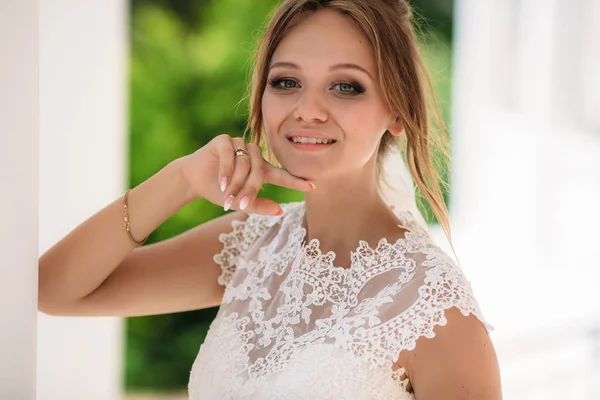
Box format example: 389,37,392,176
287,137,337,145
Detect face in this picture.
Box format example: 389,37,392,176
261,9,402,183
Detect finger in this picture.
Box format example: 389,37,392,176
245,197,284,216
264,164,316,192
223,138,251,211
235,144,269,212
216,134,235,193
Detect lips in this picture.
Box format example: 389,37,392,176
285,129,336,144
286,137,336,152
285,130,336,142
284,130,338,152
288,137,336,144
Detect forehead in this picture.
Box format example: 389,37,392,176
271,9,376,75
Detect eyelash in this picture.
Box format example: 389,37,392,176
267,76,366,95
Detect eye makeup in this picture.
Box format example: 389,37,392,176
267,76,366,96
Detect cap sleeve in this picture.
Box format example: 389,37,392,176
355,236,493,367
212,210,282,288
396,247,493,347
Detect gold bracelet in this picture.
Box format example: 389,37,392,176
123,189,148,246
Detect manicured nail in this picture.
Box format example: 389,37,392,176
239,196,249,210
220,177,228,192
224,195,234,211
308,181,316,190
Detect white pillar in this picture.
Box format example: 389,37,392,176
452,0,600,398
0,1,39,399
38,1,128,399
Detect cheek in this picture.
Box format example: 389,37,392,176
262,92,287,133
337,103,385,146
261,92,289,161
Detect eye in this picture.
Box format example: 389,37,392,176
332,81,365,95
268,77,298,90
336,83,354,93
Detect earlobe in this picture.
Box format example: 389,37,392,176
388,117,404,137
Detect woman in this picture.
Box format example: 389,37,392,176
39,0,502,398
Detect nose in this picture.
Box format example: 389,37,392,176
292,88,328,123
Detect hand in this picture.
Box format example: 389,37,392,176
178,134,315,215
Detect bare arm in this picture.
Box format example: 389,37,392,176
398,307,502,399
41,209,248,317
38,159,195,314
38,135,314,317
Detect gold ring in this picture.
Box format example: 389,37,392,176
234,147,250,159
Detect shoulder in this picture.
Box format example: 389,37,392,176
386,218,501,399
392,226,495,342
398,306,502,399
358,214,494,348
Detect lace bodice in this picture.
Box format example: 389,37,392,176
188,201,493,399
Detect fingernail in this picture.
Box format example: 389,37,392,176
224,195,234,211
239,196,249,210
220,177,228,192
308,181,316,190
276,208,284,216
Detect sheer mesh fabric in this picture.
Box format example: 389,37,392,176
188,202,493,399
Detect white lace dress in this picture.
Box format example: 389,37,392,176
188,201,493,399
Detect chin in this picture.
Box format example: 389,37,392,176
270,144,331,180
279,161,324,181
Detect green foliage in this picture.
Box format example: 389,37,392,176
126,0,454,392
125,0,293,392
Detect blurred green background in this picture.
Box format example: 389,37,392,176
125,0,454,393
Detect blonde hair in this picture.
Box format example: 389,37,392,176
243,0,453,247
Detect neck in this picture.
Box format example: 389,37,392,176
300,165,403,255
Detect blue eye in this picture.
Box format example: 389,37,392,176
267,77,366,96
333,82,364,94
338,83,353,92
268,78,298,89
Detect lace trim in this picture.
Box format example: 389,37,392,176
213,201,424,288
205,201,493,398
353,244,495,368
213,211,280,287
296,202,430,275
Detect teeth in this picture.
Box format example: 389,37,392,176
291,137,335,144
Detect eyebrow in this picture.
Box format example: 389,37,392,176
269,61,373,80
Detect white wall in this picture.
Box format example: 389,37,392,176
449,0,600,398
37,1,128,399
0,1,39,399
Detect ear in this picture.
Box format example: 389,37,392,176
387,116,404,137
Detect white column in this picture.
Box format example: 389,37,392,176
38,1,128,399
451,0,600,398
0,1,39,399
